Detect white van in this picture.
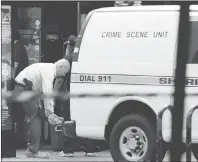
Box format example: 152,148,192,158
67,5,198,161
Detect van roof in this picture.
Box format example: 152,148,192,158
95,5,198,13
95,5,180,12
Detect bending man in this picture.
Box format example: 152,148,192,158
14,59,70,158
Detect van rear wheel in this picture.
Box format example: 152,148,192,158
109,114,162,162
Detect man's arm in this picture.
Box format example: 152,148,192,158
42,78,54,117
42,76,64,125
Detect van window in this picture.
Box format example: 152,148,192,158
188,16,198,64
79,11,179,64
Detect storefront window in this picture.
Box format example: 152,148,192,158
17,7,42,65
1,5,13,130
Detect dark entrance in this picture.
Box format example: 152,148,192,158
42,2,77,63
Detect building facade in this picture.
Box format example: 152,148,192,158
1,1,114,148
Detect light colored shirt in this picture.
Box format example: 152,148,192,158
15,63,56,114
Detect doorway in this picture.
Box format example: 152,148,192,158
42,2,77,63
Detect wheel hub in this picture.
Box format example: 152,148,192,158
119,126,148,161
127,135,144,153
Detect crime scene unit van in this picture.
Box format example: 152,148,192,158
68,5,198,162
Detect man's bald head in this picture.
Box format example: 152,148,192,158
54,59,70,77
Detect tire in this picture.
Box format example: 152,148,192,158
109,114,161,162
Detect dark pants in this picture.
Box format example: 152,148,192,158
13,85,42,154
60,100,95,154
12,102,26,149
63,136,95,153
57,88,95,154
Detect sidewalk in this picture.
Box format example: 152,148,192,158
2,149,197,161
2,149,113,162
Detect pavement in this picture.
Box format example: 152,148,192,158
2,149,197,161
2,150,112,161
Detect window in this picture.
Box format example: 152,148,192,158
188,16,198,64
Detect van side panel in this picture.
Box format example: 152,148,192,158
70,8,180,139
78,11,179,64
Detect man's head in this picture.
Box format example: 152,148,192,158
64,35,77,61
66,35,76,46
55,59,70,78
65,35,76,51
53,59,70,91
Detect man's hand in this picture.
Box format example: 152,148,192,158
23,78,33,90
48,113,64,125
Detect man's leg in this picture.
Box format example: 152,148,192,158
26,111,42,154
62,137,79,153
23,99,50,158
13,83,49,158
80,138,95,154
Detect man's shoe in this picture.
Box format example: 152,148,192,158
25,150,50,159
59,151,74,157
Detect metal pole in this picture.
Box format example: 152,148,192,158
170,3,190,161
77,2,81,35
186,106,198,161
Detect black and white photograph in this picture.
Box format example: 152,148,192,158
1,1,198,162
